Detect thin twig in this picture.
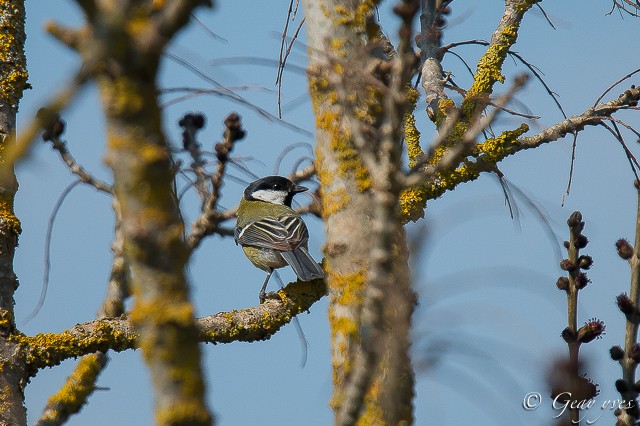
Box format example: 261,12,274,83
276,0,305,118
210,56,306,74
179,113,209,202
50,138,113,194
188,113,246,250
2,70,87,177
443,39,566,118
164,52,313,137
444,83,540,119
22,180,83,324
599,121,640,183
535,4,557,30
592,67,640,108
517,86,640,150
190,13,228,42
273,142,314,175
561,133,578,207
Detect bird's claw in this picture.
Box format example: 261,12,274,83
259,291,280,304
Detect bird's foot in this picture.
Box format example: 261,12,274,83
259,291,281,303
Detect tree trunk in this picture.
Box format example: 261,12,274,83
302,1,415,424
0,1,29,424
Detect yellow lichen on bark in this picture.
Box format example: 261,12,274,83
462,0,538,117
197,279,326,344
129,299,195,331
399,1,537,224
321,186,350,218
0,195,20,235
328,268,366,306
333,0,379,30
356,380,385,426
475,123,529,162
0,385,11,414
399,185,430,223
98,76,147,117
38,354,105,422
11,323,134,375
0,0,28,113
403,88,423,168
399,121,530,224
317,111,372,192
0,0,26,236
156,403,212,426
326,267,366,409
309,72,371,220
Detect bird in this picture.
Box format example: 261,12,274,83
235,175,324,302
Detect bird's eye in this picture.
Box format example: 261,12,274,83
272,184,281,190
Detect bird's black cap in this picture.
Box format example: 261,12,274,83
244,176,307,207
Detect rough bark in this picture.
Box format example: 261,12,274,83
302,1,415,424
0,1,29,424
45,2,215,424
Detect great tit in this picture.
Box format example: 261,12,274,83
235,175,324,302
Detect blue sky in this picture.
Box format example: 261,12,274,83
15,2,640,425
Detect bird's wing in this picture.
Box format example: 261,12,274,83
235,215,308,251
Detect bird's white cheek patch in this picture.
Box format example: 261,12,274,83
251,189,288,204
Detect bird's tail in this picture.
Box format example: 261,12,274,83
281,247,324,281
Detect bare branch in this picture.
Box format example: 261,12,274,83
535,3,557,30
34,109,112,193
23,180,83,325
608,0,640,17
164,52,313,137
518,86,640,151
188,113,246,250
151,0,213,51
593,67,640,108
444,83,540,119
417,0,448,120
179,113,209,202
276,0,305,118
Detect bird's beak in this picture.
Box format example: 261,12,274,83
293,185,308,193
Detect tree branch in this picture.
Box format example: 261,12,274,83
149,0,214,51
417,0,448,121
35,353,108,426
17,278,326,373
462,0,539,114
517,86,640,151
35,199,129,425
188,113,245,250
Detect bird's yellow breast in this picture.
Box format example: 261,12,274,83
241,245,287,271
